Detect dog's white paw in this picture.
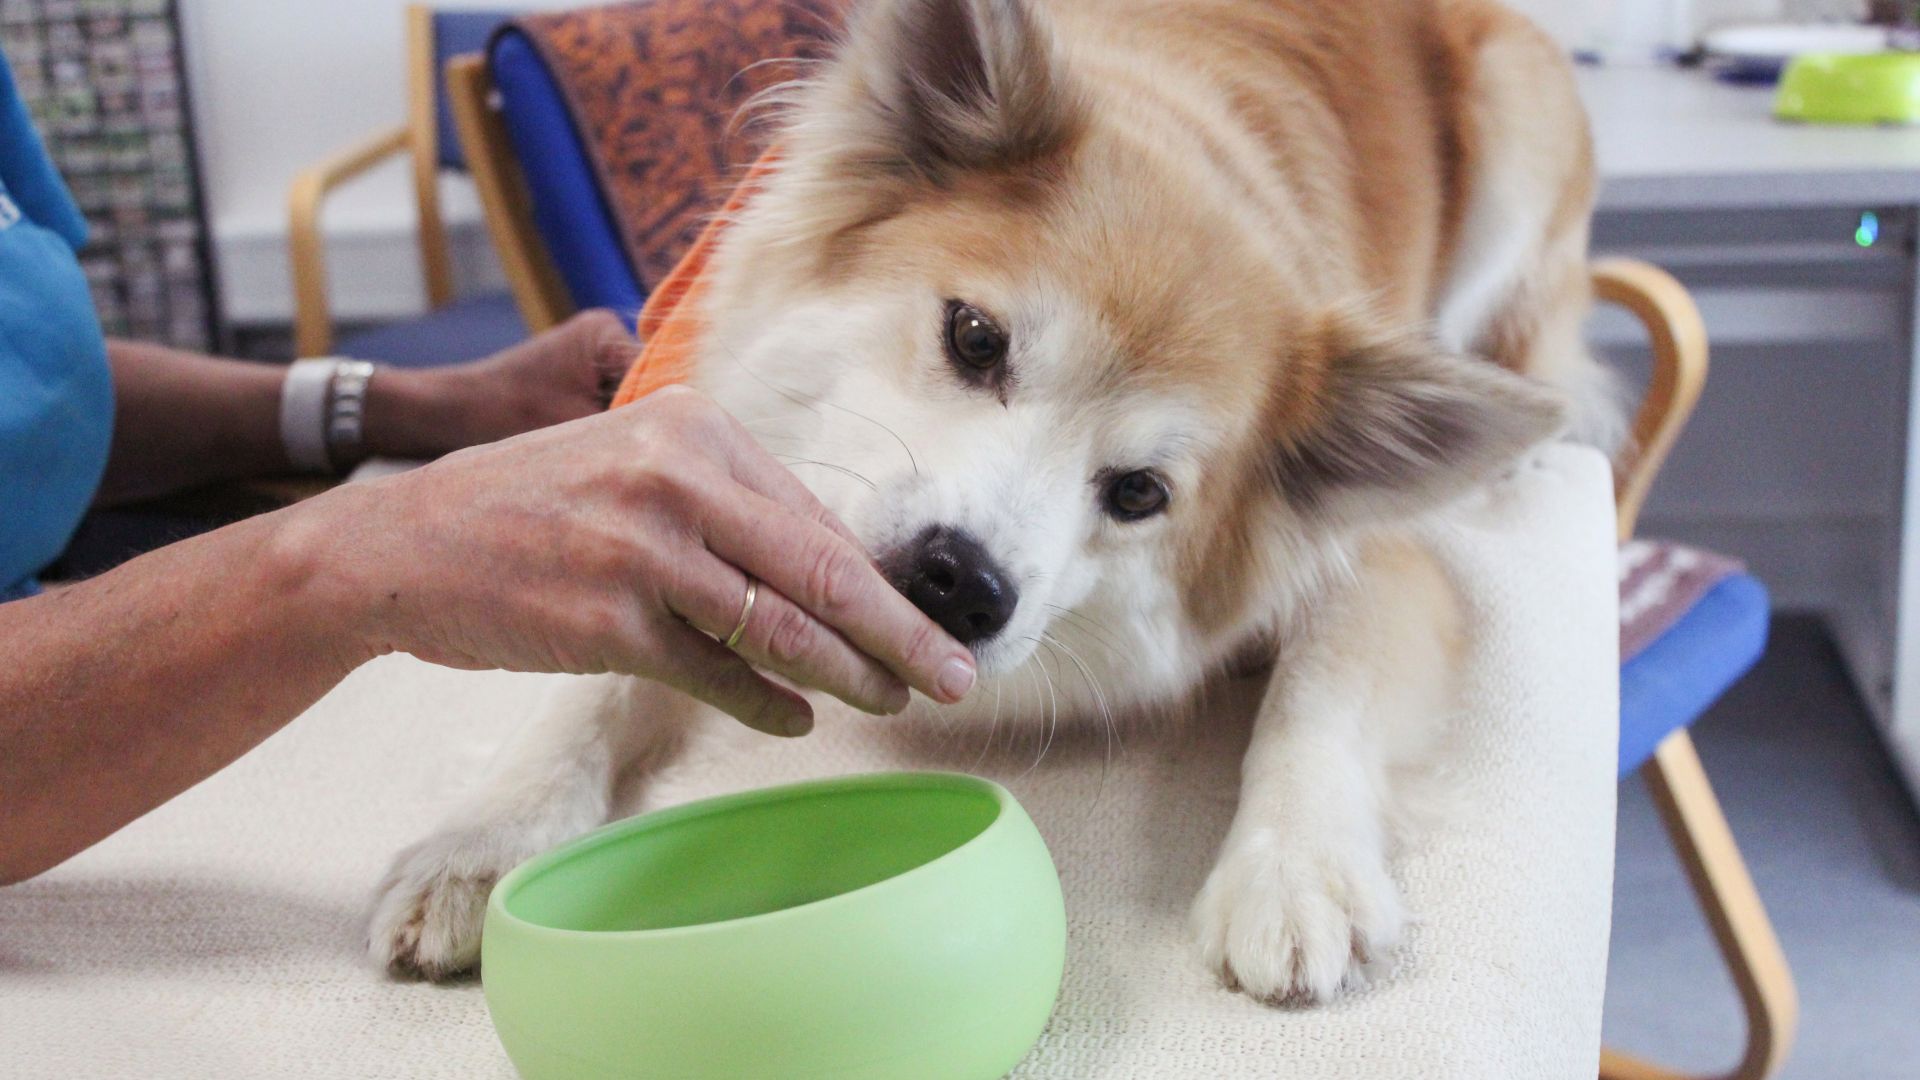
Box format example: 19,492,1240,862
367,826,545,981
1190,829,1405,1006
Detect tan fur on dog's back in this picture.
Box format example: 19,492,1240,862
1057,0,1453,315
1046,0,1595,358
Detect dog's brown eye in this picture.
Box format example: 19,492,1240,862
1104,469,1170,521
946,302,1007,369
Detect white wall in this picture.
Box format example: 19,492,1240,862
1502,1,1874,52
177,0,1833,325
177,0,578,324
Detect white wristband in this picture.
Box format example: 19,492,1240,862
279,358,340,473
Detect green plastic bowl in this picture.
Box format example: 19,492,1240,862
1777,51,1920,125
480,772,1066,1080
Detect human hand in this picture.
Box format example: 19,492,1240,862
290,385,977,736
362,310,635,459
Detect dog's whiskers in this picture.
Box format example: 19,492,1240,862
1021,650,1049,760
766,454,878,491
811,398,919,481
746,428,883,485
990,674,1003,751
1015,639,1066,781
1046,630,1120,774
1041,606,1133,786
713,340,828,419
1044,604,1126,664
910,684,955,738
970,651,1023,773
713,340,921,479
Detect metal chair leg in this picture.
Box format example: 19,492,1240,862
1600,729,1798,1080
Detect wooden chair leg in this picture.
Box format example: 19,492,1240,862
1600,729,1798,1080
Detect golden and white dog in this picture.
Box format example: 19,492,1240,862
371,0,1605,1004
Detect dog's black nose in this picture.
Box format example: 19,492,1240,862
897,527,1017,646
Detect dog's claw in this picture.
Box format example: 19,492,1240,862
367,833,508,982
1190,833,1405,1006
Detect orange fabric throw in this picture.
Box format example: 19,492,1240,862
610,153,782,409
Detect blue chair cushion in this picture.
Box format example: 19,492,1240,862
1618,573,1770,776
337,290,526,369
431,9,517,171
488,28,646,320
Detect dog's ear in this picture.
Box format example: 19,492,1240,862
841,0,1084,178
1270,314,1566,527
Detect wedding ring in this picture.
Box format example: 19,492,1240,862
724,578,758,650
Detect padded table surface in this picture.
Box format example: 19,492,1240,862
0,445,1619,1079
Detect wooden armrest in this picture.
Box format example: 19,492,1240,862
1591,257,1709,542
287,124,412,357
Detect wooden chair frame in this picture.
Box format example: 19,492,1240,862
444,54,573,335
287,4,460,357
440,49,1797,1074
1593,258,1798,1080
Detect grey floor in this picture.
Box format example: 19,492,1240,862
1604,615,1920,1079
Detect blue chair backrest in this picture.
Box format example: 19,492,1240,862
488,26,648,320
432,8,516,171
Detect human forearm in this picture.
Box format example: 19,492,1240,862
98,314,631,506
96,338,287,505
96,339,535,506
0,506,368,883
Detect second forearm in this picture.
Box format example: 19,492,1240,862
96,339,288,505
96,339,492,506
97,311,630,505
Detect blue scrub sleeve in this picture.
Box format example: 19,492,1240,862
0,50,86,250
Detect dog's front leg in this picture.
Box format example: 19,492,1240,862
368,673,699,980
1191,539,1460,1005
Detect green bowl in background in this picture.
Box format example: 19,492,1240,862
1777,51,1920,125
480,772,1067,1080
